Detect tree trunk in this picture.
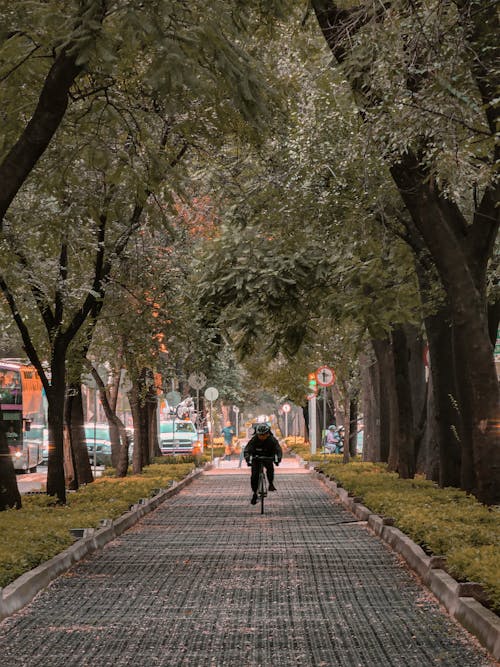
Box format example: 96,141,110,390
424,307,463,487
416,373,440,482
349,396,358,457
341,387,350,464
0,430,22,510
107,371,121,468
372,338,395,463
361,349,380,461
65,384,94,486
130,385,141,474
148,392,160,459
46,340,70,503
392,326,415,478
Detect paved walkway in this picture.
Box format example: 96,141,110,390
0,461,496,666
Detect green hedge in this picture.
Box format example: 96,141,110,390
0,462,195,589
318,460,500,612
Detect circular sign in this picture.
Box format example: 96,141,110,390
188,372,207,390
204,386,219,401
166,390,182,407
282,403,291,413
120,369,132,393
232,405,240,413
316,366,335,387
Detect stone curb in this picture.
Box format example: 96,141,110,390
312,468,500,661
0,465,208,622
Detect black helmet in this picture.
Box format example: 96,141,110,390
256,423,271,435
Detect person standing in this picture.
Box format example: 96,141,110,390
221,420,235,461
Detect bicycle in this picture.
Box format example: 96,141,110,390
253,455,276,515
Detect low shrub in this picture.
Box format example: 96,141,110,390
318,460,500,612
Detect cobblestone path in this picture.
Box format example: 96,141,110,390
0,470,495,666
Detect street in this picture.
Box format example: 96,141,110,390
16,466,104,494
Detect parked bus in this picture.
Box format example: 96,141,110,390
0,360,45,473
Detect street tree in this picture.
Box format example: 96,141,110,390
310,0,499,503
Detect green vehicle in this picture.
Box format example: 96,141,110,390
84,424,112,466
158,419,201,455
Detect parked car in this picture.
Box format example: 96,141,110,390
158,419,202,455
84,424,112,466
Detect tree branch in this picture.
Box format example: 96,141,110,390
0,274,50,395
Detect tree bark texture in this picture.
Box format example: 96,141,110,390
65,384,94,486
391,327,416,477
360,349,380,461
372,338,395,464
0,431,22,510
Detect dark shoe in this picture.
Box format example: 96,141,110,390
268,483,276,492
250,494,258,505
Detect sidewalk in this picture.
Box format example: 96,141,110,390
0,462,496,666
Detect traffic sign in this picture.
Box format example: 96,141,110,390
316,366,335,387
166,390,182,406
188,372,207,390
282,403,291,413
204,386,219,402
232,405,240,413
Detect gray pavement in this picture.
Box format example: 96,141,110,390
0,467,496,666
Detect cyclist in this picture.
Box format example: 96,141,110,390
244,423,282,505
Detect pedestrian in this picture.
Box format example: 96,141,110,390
324,424,338,453
244,423,282,504
238,440,246,467
221,420,235,461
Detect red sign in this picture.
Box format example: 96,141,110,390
316,366,335,386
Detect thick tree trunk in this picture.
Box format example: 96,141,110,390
416,374,440,482
46,340,71,502
361,349,380,461
65,384,93,486
0,431,22,510
391,327,416,477
349,396,358,457
46,392,66,502
148,393,160,459
128,379,152,474
372,338,395,463
424,307,463,487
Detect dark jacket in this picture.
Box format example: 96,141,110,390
244,433,282,464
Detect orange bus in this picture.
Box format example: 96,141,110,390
0,360,46,473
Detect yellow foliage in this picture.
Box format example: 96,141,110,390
318,461,500,611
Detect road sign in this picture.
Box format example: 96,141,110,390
282,403,291,413
188,372,207,390
316,366,335,387
204,386,219,402
166,390,182,407
232,405,240,414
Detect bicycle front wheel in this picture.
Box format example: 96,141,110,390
258,468,267,514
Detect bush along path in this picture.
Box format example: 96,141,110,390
310,460,500,659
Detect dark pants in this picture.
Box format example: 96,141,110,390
251,460,274,493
